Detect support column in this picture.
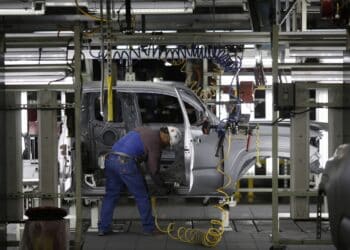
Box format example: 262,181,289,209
290,83,310,219
74,23,83,250
38,91,58,206
328,89,343,156
271,23,280,247
301,0,307,31
0,25,6,250
343,47,350,144
5,92,23,220
328,33,350,154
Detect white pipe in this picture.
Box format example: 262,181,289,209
301,0,307,31
90,1,194,15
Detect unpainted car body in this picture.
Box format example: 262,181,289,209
59,81,321,196
319,144,350,250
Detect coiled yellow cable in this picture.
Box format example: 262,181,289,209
152,132,233,247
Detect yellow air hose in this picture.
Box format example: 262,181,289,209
151,132,233,247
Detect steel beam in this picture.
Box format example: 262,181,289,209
301,0,307,31
5,92,23,220
343,50,350,144
327,50,350,155
279,31,347,45
73,23,83,250
3,65,71,72
290,83,310,219
279,0,298,26
5,36,73,48
271,24,280,248
3,30,347,47
4,84,74,92
38,90,58,207
0,24,6,250
99,31,348,46
279,63,344,70
109,32,269,45
327,97,343,154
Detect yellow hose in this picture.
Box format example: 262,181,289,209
151,132,233,247
75,0,106,22
107,75,114,122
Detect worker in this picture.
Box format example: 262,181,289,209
98,126,182,236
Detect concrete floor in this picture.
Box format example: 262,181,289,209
82,202,336,250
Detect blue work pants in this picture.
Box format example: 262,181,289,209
99,155,155,233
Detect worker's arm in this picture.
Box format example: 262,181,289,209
147,153,166,188
151,172,166,188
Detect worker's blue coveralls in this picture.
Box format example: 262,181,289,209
99,131,155,234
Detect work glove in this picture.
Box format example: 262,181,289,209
150,187,167,196
151,184,174,196
164,183,176,194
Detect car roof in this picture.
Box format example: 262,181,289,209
83,80,189,93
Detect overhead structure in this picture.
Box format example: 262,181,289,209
0,0,349,249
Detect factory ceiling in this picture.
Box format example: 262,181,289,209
0,0,348,33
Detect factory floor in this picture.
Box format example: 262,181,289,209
82,199,336,250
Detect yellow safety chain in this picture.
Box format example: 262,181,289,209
152,132,233,247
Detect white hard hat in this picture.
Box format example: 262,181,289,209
167,126,182,146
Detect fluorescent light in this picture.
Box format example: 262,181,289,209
5,60,71,65
320,58,344,63
144,30,178,34
164,61,172,67
119,8,193,14
244,44,255,49
0,8,44,15
97,1,193,15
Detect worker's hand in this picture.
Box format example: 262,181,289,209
152,187,168,196
151,184,174,196
164,183,176,194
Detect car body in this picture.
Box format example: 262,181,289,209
59,80,321,196
319,144,350,250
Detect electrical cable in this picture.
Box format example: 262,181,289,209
48,39,74,85
271,117,287,125
87,41,100,59
291,108,311,115
75,0,106,22
86,45,241,72
152,132,233,247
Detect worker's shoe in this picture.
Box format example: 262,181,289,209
142,228,163,236
98,229,112,236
